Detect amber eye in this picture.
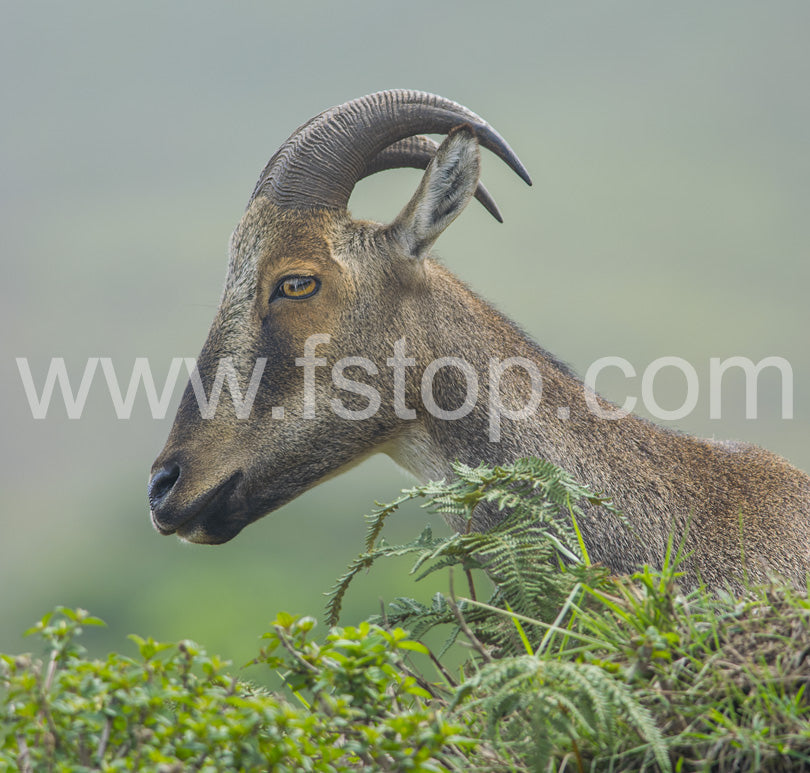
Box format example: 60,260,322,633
275,276,320,300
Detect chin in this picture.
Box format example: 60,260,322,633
176,523,240,545
151,471,306,545
174,490,295,545
174,507,252,545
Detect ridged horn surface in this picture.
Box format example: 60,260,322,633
249,89,531,213
360,136,503,222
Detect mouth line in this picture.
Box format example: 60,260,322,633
151,471,243,537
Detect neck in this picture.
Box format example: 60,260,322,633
380,258,810,591
385,260,680,569
387,262,615,477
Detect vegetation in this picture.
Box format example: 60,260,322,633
3,458,810,771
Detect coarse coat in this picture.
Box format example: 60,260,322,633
150,121,810,592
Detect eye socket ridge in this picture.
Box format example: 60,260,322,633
272,275,320,301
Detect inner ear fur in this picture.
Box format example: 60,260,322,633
389,125,481,260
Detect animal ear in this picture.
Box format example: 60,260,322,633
390,125,481,260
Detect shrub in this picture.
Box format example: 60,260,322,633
1,609,469,771
4,457,810,771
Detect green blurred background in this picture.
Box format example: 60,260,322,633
2,2,809,670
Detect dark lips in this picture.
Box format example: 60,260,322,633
151,471,243,537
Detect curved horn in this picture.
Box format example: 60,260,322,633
361,136,503,222
250,89,531,212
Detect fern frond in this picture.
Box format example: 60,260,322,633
325,525,441,625
459,656,670,772
363,489,425,551
328,456,620,654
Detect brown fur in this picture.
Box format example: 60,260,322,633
150,128,810,592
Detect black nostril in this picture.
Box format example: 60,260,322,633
149,462,181,510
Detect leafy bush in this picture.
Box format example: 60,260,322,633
3,457,810,771
1,609,468,771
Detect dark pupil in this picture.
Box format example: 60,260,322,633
285,277,312,295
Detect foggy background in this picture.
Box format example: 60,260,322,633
2,2,808,668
